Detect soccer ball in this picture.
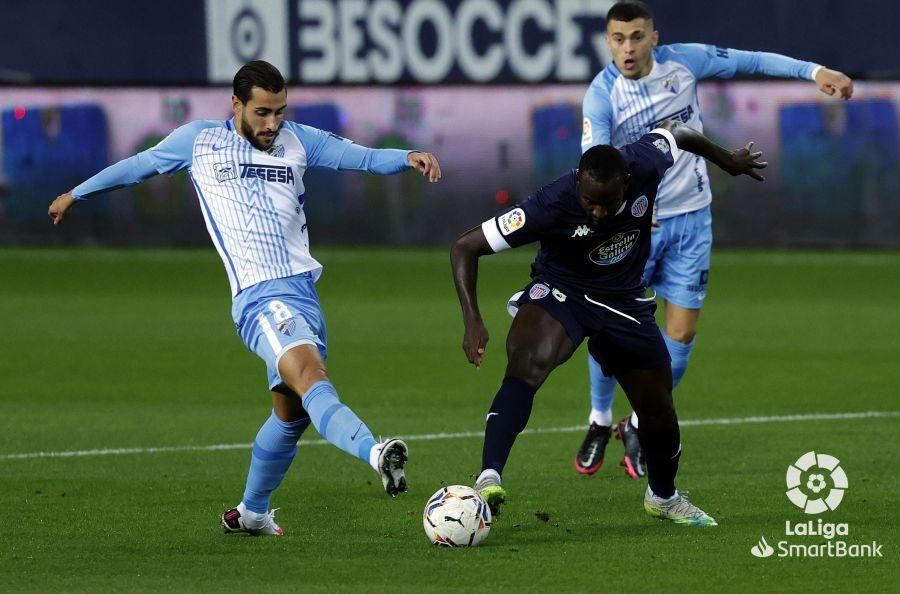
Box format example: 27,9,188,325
423,485,492,547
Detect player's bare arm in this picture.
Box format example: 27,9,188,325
814,67,854,100
659,120,768,182
408,151,442,183
450,226,494,368
48,192,77,225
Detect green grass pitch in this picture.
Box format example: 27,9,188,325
0,248,897,592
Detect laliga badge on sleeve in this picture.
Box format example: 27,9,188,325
498,208,526,236
582,118,592,145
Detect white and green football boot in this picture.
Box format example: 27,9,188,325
643,487,718,526
474,469,507,516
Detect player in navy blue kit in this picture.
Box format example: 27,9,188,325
451,120,765,526
576,0,853,479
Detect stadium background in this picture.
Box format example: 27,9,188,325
1,0,898,247
2,2,898,591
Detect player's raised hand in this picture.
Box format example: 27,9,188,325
724,141,768,182
462,320,489,369
408,151,442,183
48,192,77,225
815,67,853,100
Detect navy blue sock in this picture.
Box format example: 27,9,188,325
481,376,537,476
639,417,681,499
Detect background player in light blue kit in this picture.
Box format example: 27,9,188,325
47,60,442,536
574,1,854,477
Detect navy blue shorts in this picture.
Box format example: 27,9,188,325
510,279,670,377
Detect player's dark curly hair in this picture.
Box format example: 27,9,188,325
607,1,653,23
578,145,628,183
233,60,286,104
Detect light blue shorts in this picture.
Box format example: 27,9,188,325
231,272,328,390
643,205,712,309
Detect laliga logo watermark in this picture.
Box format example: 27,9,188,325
785,451,847,514
750,452,882,559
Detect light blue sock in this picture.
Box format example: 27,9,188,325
242,410,310,513
588,354,616,424
663,332,696,388
301,380,377,463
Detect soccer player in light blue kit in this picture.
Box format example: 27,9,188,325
574,1,853,476
48,61,442,536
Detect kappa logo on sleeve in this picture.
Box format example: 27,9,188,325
582,118,592,145
498,208,526,236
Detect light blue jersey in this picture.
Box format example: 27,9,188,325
73,119,411,297
582,44,819,218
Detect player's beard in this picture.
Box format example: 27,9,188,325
240,114,276,152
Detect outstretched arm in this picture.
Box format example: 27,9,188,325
333,143,442,182
48,152,161,224
450,225,495,368
658,120,768,182
287,122,442,182
667,44,853,99
48,120,207,224
733,51,852,99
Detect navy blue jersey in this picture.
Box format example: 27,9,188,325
481,130,678,296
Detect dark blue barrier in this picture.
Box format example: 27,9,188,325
2,104,108,221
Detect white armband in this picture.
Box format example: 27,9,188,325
648,127,682,163
481,219,511,253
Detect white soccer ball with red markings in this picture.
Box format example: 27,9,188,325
423,485,492,547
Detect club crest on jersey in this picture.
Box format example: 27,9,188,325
529,283,550,300
215,162,236,183
277,318,296,336
631,195,649,218
653,139,670,155
663,77,679,94
498,208,526,236
267,144,285,158
589,230,641,266
239,164,295,184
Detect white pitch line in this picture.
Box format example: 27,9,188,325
2,410,898,461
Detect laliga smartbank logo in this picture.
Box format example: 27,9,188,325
785,451,846,513
750,451,883,559
750,536,775,558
